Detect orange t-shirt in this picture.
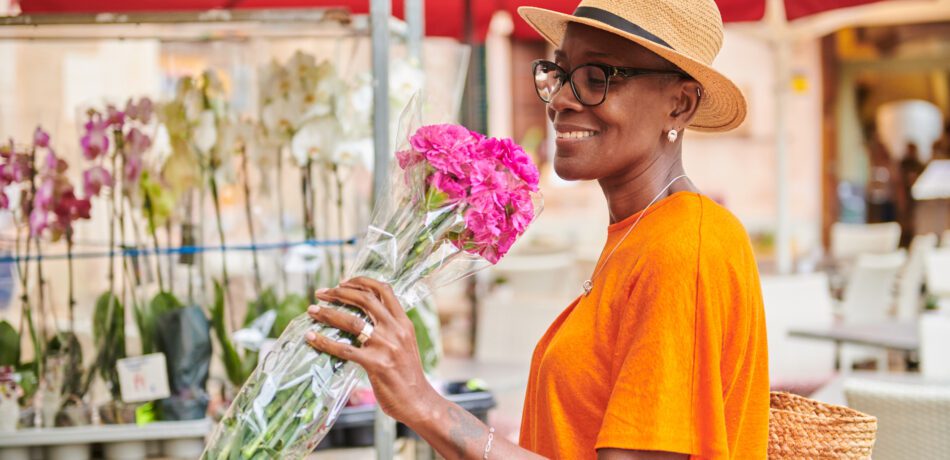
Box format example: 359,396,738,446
519,192,769,459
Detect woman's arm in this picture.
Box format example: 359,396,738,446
306,277,686,460
305,277,544,460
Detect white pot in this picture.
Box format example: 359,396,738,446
0,395,18,432
163,438,205,459
47,444,91,460
0,447,30,460
104,440,147,460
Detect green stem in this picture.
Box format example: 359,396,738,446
333,165,345,278
209,175,236,331
66,232,75,333
276,147,286,297
240,147,262,296
144,193,165,293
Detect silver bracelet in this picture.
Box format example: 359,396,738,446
482,426,495,459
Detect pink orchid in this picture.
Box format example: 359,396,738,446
83,166,113,197
126,127,152,156
33,127,50,148
29,209,48,237
125,97,154,124
81,114,110,160
106,104,126,127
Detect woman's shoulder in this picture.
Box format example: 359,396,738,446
640,192,753,259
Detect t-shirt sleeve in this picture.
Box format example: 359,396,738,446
594,244,729,457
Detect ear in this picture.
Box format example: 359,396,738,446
668,79,703,128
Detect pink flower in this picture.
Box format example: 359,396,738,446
479,137,540,191
429,171,466,202
34,179,55,211
33,127,50,148
125,97,154,125
106,105,125,127
396,149,423,169
29,208,48,237
83,166,113,197
58,190,91,221
409,124,481,177
125,154,143,183
126,127,152,156
81,115,110,160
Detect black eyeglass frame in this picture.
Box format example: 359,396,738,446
531,59,691,107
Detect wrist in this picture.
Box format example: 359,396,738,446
406,384,444,421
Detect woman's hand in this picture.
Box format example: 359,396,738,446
304,276,437,422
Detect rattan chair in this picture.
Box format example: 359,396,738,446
845,379,950,460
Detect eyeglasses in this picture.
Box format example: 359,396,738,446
532,59,688,107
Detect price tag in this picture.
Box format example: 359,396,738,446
117,353,171,403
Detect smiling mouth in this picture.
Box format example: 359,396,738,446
555,130,598,140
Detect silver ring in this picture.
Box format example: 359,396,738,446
357,323,374,345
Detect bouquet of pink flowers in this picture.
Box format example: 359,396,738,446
202,107,541,459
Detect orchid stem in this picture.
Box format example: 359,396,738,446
240,146,262,296
66,232,75,333
276,147,286,297
333,165,345,277
209,175,236,331
144,194,165,293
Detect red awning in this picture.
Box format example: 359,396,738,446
16,0,892,42
17,0,500,42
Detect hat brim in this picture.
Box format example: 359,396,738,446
518,6,747,133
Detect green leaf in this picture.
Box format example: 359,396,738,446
0,320,19,367
244,287,279,328
406,298,441,373
15,363,37,404
47,331,85,400
211,280,251,386
138,292,183,354
89,291,126,399
272,293,309,338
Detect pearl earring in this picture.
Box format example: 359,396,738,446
667,129,678,143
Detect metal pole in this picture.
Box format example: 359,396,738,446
406,0,425,65
371,0,391,208
774,39,793,275
370,6,396,458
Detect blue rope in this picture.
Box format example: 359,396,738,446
0,237,358,263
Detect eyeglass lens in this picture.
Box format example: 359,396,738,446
533,62,609,106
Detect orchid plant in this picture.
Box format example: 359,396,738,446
78,98,155,415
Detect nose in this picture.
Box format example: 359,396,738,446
546,78,583,120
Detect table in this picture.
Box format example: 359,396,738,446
789,320,919,370
810,371,950,407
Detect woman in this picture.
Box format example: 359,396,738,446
305,0,769,458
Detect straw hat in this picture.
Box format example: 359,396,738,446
518,0,747,132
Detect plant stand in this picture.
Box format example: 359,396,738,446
0,419,211,460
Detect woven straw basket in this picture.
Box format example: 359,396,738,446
769,392,877,459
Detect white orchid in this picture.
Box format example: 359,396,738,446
290,117,341,167
194,110,218,154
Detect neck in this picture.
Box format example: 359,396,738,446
598,148,695,224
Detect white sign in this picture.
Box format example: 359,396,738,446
117,353,171,403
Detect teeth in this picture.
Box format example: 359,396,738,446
556,131,597,139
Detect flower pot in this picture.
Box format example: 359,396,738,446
98,401,138,425
47,444,91,460
0,395,18,432
104,441,147,460
0,447,30,460
162,438,204,459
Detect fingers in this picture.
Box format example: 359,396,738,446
315,285,393,326
341,277,404,320
305,330,366,365
307,303,370,338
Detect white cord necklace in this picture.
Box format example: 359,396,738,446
582,174,689,296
